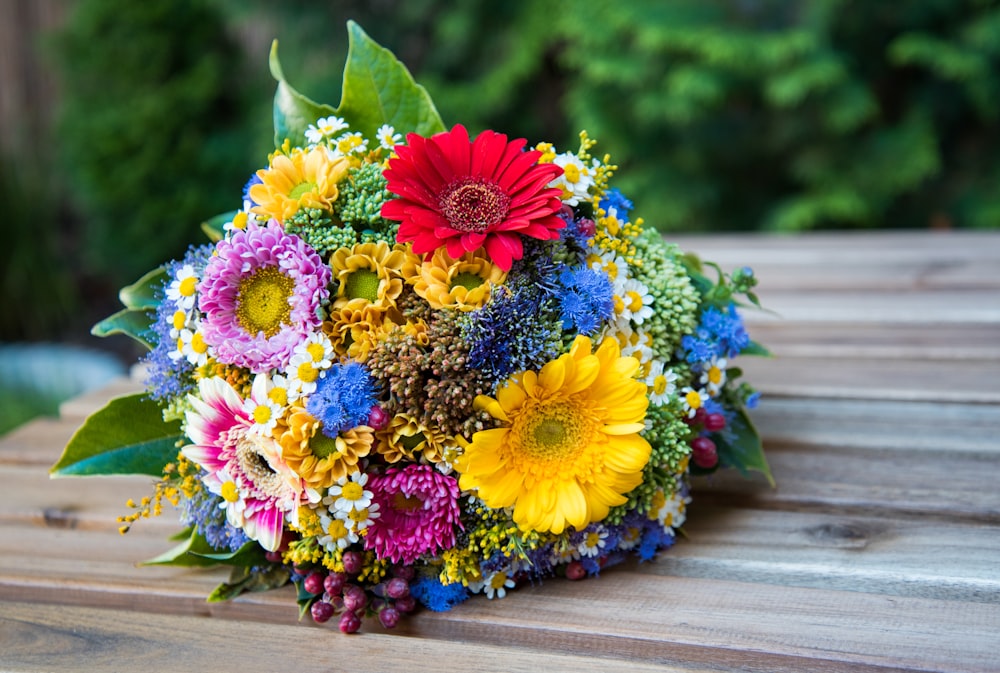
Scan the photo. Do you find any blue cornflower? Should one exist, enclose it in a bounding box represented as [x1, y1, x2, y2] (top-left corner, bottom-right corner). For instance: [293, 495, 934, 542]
[463, 284, 561, 384]
[411, 576, 470, 612]
[306, 362, 377, 437]
[557, 265, 614, 335]
[701, 305, 750, 357]
[638, 521, 675, 562]
[599, 188, 633, 220]
[179, 485, 249, 552]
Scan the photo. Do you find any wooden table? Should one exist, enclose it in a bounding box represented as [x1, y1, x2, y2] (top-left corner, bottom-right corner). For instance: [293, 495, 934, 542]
[2, 231, 998, 672]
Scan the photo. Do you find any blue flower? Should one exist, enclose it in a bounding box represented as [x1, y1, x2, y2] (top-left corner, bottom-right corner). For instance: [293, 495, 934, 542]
[179, 484, 249, 552]
[682, 304, 751, 365]
[599, 188, 633, 220]
[306, 362, 377, 437]
[557, 265, 614, 335]
[411, 576, 470, 612]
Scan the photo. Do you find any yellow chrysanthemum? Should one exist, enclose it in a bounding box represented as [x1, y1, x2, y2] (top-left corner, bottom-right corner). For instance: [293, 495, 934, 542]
[330, 242, 409, 311]
[456, 335, 651, 535]
[249, 147, 350, 222]
[276, 405, 373, 489]
[322, 304, 397, 361]
[403, 248, 507, 312]
[375, 413, 447, 464]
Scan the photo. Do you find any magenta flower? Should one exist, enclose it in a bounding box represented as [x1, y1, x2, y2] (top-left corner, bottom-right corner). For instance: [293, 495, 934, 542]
[198, 220, 331, 373]
[364, 464, 462, 564]
[182, 377, 315, 551]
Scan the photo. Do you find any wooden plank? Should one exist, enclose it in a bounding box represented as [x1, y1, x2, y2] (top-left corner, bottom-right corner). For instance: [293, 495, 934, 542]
[651, 504, 1000, 604]
[740, 289, 1000, 324]
[746, 323, 1000, 360]
[0, 601, 714, 673]
[739, 356, 1000, 403]
[752, 397, 1000, 455]
[0, 416, 85, 466]
[57, 377, 144, 421]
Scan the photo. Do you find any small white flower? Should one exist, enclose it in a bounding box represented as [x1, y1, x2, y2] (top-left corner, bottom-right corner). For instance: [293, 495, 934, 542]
[170, 328, 210, 367]
[295, 332, 335, 369]
[680, 386, 709, 418]
[286, 353, 325, 397]
[617, 526, 643, 551]
[653, 488, 691, 530]
[578, 526, 609, 558]
[318, 512, 359, 552]
[645, 360, 678, 406]
[165, 265, 199, 311]
[376, 124, 402, 150]
[617, 324, 654, 365]
[549, 152, 595, 206]
[332, 131, 368, 157]
[214, 471, 247, 529]
[482, 571, 516, 599]
[244, 374, 285, 436]
[325, 471, 374, 514]
[613, 277, 654, 325]
[588, 249, 630, 283]
[344, 502, 380, 533]
[700, 357, 728, 396]
[305, 115, 348, 144]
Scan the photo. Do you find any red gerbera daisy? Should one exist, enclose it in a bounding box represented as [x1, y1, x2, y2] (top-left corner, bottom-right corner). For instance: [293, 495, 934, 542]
[381, 124, 565, 271]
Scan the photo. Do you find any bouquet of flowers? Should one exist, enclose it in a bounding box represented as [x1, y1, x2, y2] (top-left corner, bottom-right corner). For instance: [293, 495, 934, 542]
[53, 22, 770, 633]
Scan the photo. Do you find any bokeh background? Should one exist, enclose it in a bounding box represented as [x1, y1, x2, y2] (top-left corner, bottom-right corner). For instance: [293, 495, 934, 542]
[2, 0, 999, 432]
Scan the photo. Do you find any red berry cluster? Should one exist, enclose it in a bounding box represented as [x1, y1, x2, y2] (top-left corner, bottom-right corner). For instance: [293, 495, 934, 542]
[300, 551, 417, 633]
[684, 408, 726, 470]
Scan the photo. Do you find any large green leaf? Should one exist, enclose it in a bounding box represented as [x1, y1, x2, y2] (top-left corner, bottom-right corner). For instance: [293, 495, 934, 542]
[269, 21, 445, 147]
[118, 267, 166, 310]
[50, 393, 183, 477]
[143, 529, 266, 568]
[207, 564, 290, 603]
[91, 308, 154, 350]
[715, 407, 774, 486]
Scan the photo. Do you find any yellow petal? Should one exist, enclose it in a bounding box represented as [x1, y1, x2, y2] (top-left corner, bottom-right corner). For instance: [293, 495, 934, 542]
[496, 383, 527, 415]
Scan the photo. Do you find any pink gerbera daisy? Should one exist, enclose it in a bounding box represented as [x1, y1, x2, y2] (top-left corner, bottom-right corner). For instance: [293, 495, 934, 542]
[198, 220, 331, 373]
[182, 377, 316, 551]
[381, 124, 565, 271]
[364, 464, 461, 564]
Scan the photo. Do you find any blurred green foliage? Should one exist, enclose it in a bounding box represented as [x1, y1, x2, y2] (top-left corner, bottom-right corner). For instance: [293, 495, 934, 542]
[10, 0, 999, 350]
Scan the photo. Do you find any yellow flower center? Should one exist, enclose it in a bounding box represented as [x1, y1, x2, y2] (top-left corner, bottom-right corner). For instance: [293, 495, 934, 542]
[221, 481, 239, 503]
[297, 361, 319, 383]
[328, 518, 349, 538]
[489, 573, 509, 590]
[306, 342, 327, 362]
[344, 269, 380, 302]
[653, 375, 670, 396]
[348, 507, 370, 523]
[252, 404, 272, 425]
[613, 295, 625, 315]
[563, 163, 581, 184]
[310, 431, 342, 460]
[268, 387, 288, 407]
[685, 390, 703, 410]
[236, 266, 294, 337]
[179, 276, 198, 297]
[232, 212, 248, 230]
[341, 482, 364, 501]
[172, 310, 187, 330]
[392, 492, 424, 511]
[626, 290, 645, 312]
[708, 366, 723, 385]
[515, 400, 595, 469]
[191, 332, 208, 355]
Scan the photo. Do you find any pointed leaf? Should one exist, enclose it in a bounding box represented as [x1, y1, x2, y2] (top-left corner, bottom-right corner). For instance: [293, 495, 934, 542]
[50, 393, 182, 477]
[335, 20, 446, 141]
[91, 308, 154, 349]
[269, 41, 336, 147]
[141, 530, 224, 568]
[118, 267, 166, 310]
[715, 407, 774, 486]
[193, 540, 268, 567]
[741, 340, 772, 357]
[207, 565, 290, 602]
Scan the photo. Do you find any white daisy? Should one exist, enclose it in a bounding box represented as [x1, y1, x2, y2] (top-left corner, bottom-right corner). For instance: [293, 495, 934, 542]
[578, 526, 609, 558]
[165, 264, 199, 311]
[482, 571, 516, 599]
[344, 502, 380, 534]
[588, 249, 630, 283]
[318, 512, 360, 552]
[617, 526, 642, 551]
[376, 124, 402, 150]
[170, 328, 210, 367]
[304, 115, 348, 145]
[613, 277, 654, 325]
[550, 152, 595, 206]
[243, 374, 285, 437]
[324, 471, 374, 515]
[645, 360, 678, 406]
[332, 131, 368, 158]
[700, 357, 728, 396]
[680, 386, 709, 418]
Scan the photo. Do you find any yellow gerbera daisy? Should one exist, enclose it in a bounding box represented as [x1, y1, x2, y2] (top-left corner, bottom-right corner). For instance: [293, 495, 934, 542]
[456, 335, 651, 534]
[375, 413, 448, 465]
[249, 147, 350, 222]
[403, 248, 507, 312]
[276, 405, 373, 489]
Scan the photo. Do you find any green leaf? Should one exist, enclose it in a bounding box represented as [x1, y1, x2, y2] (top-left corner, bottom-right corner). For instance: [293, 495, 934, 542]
[201, 210, 239, 242]
[91, 308, 155, 349]
[207, 564, 290, 603]
[269, 21, 445, 147]
[269, 41, 337, 147]
[50, 393, 183, 477]
[741, 339, 772, 357]
[142, 530, 225, 568]
[192, 540, 268, 567]
[335, 21, 446, 141]
[118, 267, 166, 310]
[715, 407, 774, 486]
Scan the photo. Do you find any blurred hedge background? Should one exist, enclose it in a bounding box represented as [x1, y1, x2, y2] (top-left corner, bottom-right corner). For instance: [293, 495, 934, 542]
[2, 0, 999, 430]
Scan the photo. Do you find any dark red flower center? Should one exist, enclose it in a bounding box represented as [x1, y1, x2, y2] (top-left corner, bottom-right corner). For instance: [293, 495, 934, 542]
[438, 177, 511, 233]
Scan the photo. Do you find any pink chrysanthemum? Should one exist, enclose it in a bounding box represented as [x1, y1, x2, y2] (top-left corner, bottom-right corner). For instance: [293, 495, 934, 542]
[364, 464, 461, 564]
[381, 124, 565, 271]
[198, 220, 331, 373]
[182, 377, 315, 551]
